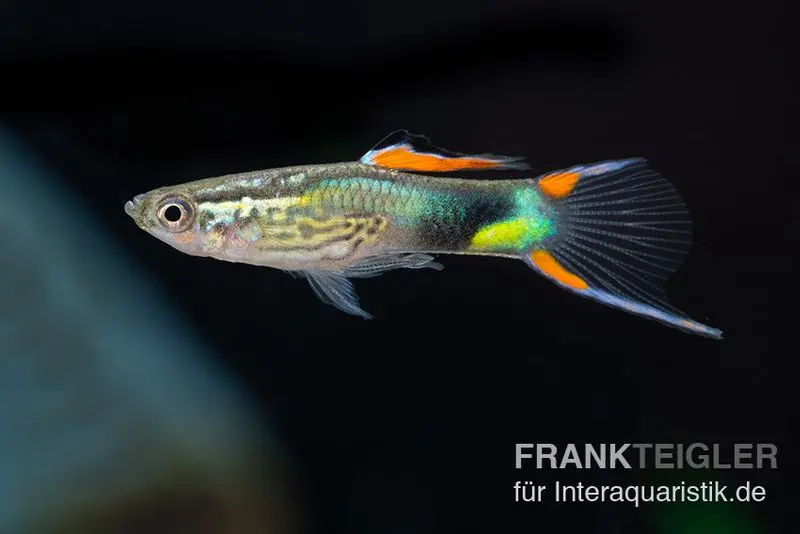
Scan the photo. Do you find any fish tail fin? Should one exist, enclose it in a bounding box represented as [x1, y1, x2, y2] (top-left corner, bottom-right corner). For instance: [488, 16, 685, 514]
[525, 158, 723, 339]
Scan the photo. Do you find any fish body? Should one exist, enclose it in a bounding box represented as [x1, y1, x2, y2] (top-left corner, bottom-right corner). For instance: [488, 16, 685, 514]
[125, 130, 723, 339]
[128, 163, 551, 268]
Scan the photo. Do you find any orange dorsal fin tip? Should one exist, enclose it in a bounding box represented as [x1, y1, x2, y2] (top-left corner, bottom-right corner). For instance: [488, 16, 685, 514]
[538, 171, 580, 198]
[530, 250, 589, 291]
[359, 130, 529, 172]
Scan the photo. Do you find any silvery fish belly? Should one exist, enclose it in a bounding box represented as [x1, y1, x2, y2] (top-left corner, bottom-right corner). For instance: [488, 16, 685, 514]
[125, 130, 723, 338]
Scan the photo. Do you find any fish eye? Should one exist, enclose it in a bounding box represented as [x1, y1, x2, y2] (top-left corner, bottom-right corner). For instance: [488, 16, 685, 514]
[156, 196, 195, 232]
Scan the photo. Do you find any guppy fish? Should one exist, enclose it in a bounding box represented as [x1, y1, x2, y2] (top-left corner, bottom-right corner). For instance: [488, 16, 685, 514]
[125, 130, 722, 339]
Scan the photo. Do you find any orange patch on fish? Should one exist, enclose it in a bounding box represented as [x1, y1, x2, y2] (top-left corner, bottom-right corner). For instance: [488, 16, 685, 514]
[530, 250, 588, 290]
[173, 232, 196, 243]
[371, 145, 507, 172]
[538, 171, 580, 198]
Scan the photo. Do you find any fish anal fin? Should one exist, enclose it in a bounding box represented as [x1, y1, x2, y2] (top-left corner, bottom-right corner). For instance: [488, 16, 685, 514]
[360, 130, 529, 172]
[343, 253, 444, 278]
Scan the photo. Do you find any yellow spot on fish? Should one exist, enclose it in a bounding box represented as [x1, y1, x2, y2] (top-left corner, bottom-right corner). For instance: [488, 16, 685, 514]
[469, 218, 530, 250]
[295, 194, 312, 206]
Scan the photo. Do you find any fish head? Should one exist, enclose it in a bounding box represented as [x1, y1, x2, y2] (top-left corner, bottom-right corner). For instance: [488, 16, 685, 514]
[124, 185, 211, 257]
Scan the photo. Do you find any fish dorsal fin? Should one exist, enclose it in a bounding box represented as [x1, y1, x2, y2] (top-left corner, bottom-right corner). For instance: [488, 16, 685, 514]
[359, 130, 530, 172]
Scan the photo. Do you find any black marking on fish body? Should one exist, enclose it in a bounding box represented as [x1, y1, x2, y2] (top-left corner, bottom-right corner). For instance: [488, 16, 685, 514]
[414, 191, 517, 250]
[262, 225, 360, 253]
[298, 222, 316, 239]
[198, 210, 216, 228]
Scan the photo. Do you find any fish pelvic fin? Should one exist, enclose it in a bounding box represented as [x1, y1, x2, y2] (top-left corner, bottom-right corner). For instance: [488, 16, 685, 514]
[296, 253, 443, 318]
[525, 158, 723, 339]
[301, 269, 372, 319]
[359, 130, 530, 172]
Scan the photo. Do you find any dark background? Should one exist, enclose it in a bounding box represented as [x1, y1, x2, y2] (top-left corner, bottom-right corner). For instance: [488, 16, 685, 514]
[1, 0, 794, 533]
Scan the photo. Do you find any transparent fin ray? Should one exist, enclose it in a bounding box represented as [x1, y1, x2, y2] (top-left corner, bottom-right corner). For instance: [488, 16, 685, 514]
[300, 270, 372, 319]
[528, 158, 722, 339]
[343, 253, 444, 278]
[294, 255, 442, 318]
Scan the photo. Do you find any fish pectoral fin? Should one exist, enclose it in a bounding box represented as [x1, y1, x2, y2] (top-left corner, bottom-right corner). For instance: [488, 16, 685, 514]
[300, 269, 372, 319]
[343, 253, 444, 279]
[359, 130, 529, 172]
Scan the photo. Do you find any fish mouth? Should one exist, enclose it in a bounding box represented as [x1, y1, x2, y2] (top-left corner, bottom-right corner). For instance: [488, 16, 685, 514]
[124, 194, 145, 218]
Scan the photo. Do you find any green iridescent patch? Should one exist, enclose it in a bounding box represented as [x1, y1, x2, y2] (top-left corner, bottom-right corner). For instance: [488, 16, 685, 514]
[469, 186, 554, 251]
[310, 177, 466, 226]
